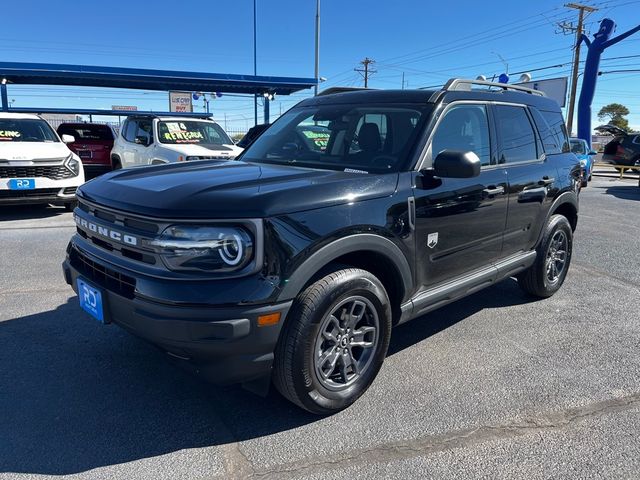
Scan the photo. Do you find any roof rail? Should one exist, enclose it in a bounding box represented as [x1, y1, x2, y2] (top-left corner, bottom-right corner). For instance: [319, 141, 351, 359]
[443, 78, 545, 96]
[317, 86, 372, 96]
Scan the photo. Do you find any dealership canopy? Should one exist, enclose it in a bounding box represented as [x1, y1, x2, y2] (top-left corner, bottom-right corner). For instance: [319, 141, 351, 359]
[0, 62, 317, 95]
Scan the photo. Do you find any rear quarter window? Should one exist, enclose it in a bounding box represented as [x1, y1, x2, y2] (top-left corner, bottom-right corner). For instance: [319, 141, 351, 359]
[532, 109, 569, 154]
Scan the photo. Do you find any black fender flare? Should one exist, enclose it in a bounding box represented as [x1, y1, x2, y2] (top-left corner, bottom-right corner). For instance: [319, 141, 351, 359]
[536, 191, 579, 245]
[276, 233, 414, 303]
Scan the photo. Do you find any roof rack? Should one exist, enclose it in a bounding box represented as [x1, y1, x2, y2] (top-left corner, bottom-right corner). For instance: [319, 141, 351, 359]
[443, 78, 545, 96]
[317, 86, 372, 96]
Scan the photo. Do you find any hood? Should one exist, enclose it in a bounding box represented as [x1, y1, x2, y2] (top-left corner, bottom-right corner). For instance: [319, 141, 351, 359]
[595, 124, 627, 137]
[78, 160, 399, 219]
[0, 142, 71, 161]
[160, 143, 242, 157]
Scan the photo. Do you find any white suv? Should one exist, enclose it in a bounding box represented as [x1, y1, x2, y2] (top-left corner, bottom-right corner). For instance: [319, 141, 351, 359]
[0, 113, 84, 210]
[110, 115, 242, 168]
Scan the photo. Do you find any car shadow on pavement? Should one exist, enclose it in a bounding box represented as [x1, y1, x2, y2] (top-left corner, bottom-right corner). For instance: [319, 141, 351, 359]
[0, 204, 68, 221]
[388, 278, 534, 356]
[601, 185, 640, 201]
[0, 279, 535, 476]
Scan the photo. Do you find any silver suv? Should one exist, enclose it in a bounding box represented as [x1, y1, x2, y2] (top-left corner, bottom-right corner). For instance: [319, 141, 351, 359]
[110, 115, 242, 168]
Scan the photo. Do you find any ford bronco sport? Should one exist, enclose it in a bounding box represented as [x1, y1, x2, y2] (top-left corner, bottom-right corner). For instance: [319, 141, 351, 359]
[63, 79, 580, 414]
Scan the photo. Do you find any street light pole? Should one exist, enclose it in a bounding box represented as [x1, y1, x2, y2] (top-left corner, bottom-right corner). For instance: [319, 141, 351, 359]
[253, 0, 258, 125]
[314, 0, 320, 96]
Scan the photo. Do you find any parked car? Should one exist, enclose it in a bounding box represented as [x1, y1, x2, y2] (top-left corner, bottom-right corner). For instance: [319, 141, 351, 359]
[0, 113, 84, 210]
[236, 123, 270, 149]
[57, 123, 116, 180]
[595, 124, 640, 169]
[63, 79, 581, 414]
[569, 137, 596, 186]
[110, 115, 242, 168]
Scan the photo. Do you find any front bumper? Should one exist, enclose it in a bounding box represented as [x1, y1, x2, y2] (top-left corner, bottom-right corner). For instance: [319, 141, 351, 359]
[0, 186, 78, 205]
[62, 244, 291, 386]
[0, 171, 84, 205]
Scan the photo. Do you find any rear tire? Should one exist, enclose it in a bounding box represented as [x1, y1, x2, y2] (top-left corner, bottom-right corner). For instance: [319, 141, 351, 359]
[518, 214, 573, 298]
[112, 158, 122, 170]
[273, 268, 392, 415]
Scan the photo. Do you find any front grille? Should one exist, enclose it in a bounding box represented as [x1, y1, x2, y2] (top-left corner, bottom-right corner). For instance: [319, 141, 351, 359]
[70, 246, 136, 299]
[0, 165, 75, 180]
[75, 199, 159, 266]
[63, 187, 77, 195]
[0, 188, 59, 199]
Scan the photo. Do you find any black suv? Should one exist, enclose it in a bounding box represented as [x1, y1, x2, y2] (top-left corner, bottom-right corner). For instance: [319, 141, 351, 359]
[63, 79, 580, 414]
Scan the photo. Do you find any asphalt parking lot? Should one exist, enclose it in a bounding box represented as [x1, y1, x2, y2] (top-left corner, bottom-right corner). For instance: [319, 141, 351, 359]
[1, 175, 639, 479]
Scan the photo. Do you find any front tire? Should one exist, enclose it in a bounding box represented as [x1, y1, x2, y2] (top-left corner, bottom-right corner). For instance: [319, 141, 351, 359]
[273, 268, 392, 415]
[518, 214, 573, 298]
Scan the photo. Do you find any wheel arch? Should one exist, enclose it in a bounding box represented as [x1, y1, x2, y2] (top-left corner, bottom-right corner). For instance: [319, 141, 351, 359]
[277, 234, 413, 323]
[549, 193, 578, 231]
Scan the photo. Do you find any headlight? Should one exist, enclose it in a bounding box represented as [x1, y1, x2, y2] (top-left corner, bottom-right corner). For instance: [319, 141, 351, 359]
[579, 159, 587, 167]
[64, 154, 81, 176]
[149, 225, 254, 272]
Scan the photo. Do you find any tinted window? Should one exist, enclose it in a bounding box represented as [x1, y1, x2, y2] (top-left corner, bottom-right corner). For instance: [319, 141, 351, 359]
[495, 105, 538, 163]
[540, 110, 570, 154]
[124, 120, 138, 142]
[242, 104, 428, 173]
[0, 119, 59, 142]
[137, 119, 153, 144]
[58, 124, 113, 141]
[431, 104, 491, 166]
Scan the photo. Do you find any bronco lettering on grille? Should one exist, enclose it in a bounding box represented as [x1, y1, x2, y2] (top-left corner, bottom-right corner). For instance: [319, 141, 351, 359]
[74, 214, 139, 246]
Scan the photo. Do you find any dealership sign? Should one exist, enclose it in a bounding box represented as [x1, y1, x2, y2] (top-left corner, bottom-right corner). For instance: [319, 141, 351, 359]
[169, 91, 193, 112]
[515, 77, 568, 107]
[112, 105, 138, 111]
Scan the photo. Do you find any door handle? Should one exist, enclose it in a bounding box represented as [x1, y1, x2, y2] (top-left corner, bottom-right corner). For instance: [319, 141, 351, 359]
[483, 185, 505, 196]
[538, 176, 555, 186]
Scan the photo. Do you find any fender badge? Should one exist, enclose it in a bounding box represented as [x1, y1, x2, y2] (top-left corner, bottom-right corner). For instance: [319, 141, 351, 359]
[427, 232, 438, 249]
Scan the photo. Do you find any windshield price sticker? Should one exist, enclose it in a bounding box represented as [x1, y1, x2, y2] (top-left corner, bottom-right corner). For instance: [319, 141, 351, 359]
[163, 131, 205, 143]
[0, 130, 21, 140]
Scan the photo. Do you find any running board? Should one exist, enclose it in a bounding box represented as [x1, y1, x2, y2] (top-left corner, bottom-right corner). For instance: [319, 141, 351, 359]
[398, 251, 536, 324]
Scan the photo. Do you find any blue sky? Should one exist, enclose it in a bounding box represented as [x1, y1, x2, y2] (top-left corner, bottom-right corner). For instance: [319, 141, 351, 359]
[2, 0, 639, 132]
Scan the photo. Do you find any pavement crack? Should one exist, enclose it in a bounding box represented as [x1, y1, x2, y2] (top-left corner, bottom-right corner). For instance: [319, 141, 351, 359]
[245, 392, 640, 479]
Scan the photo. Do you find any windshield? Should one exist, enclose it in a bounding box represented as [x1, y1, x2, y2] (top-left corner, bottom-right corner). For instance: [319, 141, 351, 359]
[0, 119, 59, 143]
[570, 140, 586, 154]
[241, 104, 430, 173]
[157, 120, 232, 146]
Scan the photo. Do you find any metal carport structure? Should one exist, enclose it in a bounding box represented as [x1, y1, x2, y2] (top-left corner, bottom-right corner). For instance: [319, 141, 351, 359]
[0, 62, 318, 123]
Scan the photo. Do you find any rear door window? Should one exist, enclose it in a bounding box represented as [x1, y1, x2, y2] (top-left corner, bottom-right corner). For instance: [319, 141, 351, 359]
[494, 105, 539, 164]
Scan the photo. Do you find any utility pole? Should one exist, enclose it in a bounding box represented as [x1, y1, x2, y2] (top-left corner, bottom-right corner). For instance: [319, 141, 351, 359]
[562, 3, 597, 135]
[253, 0, 258, 126]
[314, 0, 320, 96]
[355, 58, 376, 88]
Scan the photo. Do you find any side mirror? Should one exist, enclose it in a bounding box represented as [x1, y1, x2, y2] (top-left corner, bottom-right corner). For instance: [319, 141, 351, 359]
[432, 150, 481, 178]
[61, 134, 75, 144]
[588, 150, 597, 156]
[135, 136, 150, 146]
